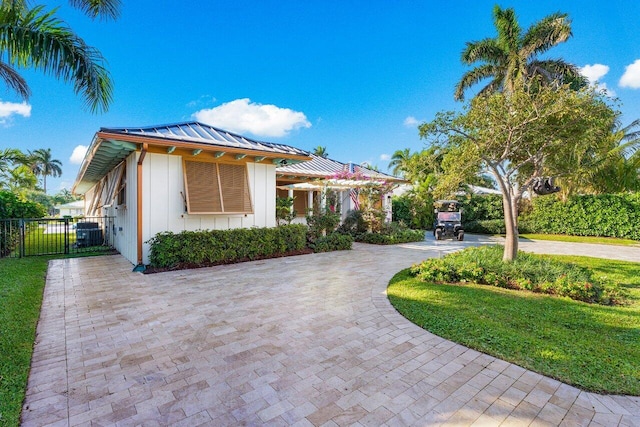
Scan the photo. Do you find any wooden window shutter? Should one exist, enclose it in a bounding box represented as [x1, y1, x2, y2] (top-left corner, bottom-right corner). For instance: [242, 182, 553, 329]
[219, 163, 252, 213]
[183, 160, 252, 214]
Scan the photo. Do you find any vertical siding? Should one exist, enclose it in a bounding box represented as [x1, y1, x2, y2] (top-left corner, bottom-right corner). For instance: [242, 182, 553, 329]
[136, 154, 277, 265]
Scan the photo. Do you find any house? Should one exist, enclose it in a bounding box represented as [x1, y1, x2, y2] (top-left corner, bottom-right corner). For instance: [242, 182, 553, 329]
[275, 154, 405, 223]
[55, 200, 85, 217]
[73, 122, 311, 269]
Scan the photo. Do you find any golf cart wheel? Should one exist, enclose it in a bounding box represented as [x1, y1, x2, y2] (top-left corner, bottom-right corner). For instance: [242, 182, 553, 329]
[457, 231, 464, 241]
[435, 229, 442, 240]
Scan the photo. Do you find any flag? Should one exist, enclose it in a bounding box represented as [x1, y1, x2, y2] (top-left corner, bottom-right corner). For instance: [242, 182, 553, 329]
[350, 188, 360, 210]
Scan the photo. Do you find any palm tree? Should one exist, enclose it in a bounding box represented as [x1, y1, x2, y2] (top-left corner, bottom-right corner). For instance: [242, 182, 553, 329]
[454, 5, 585, 101]
[388, 148, 412, 177]
[29, 148, 62, 194]
[313, 146, 329, 158]
[0, 0, 120, 113]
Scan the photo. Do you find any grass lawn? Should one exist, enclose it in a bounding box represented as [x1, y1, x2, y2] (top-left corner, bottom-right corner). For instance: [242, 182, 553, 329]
[518, 233, 639, 246]
[388, 254, 640, 395]
[0, 256, 50, 427]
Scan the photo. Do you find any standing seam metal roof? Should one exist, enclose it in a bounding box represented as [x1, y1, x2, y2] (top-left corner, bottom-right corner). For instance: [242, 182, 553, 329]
[100, 121, 310, 157]
[276, 154, 402, 181]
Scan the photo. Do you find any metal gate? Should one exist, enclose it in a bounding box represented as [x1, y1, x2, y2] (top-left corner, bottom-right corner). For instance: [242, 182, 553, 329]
[0, 217, 115, 258]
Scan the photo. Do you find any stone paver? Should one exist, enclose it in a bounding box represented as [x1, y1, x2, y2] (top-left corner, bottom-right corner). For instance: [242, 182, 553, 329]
[21, 235, 640, 426]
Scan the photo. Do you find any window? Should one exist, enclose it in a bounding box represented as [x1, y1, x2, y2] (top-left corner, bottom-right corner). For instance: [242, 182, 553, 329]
[183, 160, 253, 214]
[117, 166, 126, 205]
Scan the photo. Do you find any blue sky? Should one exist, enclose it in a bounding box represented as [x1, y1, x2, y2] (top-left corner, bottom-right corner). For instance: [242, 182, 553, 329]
[2, 1, 640, 194]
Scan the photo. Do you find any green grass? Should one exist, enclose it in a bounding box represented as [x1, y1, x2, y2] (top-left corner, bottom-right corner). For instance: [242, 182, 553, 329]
[388, 254, 640, 395]
[0, 257, 50, 427]
[518, 233, 639, 246]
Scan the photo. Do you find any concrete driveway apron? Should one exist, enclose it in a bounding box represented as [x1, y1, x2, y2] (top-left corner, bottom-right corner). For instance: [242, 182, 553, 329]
[22, 236, 640, 426]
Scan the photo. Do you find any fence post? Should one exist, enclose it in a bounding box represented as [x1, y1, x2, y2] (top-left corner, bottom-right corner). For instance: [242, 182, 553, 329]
[19, 219, 25, 258]
[64, 218, 70, 255]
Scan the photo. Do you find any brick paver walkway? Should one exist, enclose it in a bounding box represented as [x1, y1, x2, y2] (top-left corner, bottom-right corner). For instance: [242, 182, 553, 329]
[22, 237, 640, 426]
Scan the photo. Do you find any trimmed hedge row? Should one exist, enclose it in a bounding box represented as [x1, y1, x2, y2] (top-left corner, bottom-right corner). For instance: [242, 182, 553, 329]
[312, 233, 353, 252]
[355, 229, 426, 245]
[148, 224, 308, 268]
[519, 194, 640, 240]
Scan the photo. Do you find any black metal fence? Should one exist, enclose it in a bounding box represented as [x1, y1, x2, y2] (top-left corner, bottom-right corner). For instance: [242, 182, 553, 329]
[0, 217, 115, 258]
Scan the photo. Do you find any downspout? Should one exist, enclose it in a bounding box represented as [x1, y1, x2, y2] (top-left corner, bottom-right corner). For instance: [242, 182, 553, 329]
[133, 143, 148, 272]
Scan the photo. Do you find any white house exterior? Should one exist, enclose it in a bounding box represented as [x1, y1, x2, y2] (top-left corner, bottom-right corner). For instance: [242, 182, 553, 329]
[55, 200, 85, 217]
[73, 122, 310, 268]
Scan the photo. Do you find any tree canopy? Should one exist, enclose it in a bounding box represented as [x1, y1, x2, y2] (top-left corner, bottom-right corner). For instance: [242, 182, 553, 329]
[420, 83, 617, 261]
[0, 0, 120, 112]
[454, 5, 585, 101]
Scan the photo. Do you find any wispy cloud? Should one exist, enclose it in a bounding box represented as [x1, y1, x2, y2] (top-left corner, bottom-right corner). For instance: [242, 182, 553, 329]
[193, 98, 311, 138]
[187, 94, 216, 108]
[580, 64, 616, 97]
[403, 116, 419, 127]
[619, 59, 640, 89]
[0, 100, 31, 127]
[380, 153, 391, 161]
[69, 145, 88, 165]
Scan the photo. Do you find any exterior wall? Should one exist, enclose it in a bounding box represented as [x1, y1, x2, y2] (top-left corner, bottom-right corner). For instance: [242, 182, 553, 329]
[133, 153, 276, 265]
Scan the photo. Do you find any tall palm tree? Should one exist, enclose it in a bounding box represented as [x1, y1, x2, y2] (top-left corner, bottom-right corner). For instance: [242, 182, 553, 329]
[388, 148, 412, 177]
[454, 5, 585, 101]
[313, 146, 328, 158]
[0, 0, 120, 112]
[29, 148, 62, 194]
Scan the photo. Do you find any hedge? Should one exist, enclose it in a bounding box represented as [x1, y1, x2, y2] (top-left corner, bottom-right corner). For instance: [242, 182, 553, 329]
[355, 229, 426, 245]
[312, 233, 353, 252]
[147, 224, 308, 268]
[520, 194, 640, 240]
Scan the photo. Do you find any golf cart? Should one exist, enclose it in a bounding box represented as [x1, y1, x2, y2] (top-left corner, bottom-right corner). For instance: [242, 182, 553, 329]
[433, 200, 464, 241]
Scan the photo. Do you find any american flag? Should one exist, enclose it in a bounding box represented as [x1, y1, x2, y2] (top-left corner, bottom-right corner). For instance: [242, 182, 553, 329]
[350, 188, 360, 210]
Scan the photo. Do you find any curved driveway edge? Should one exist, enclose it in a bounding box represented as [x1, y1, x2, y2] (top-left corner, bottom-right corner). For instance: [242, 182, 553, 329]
[22, 237, 640, 426]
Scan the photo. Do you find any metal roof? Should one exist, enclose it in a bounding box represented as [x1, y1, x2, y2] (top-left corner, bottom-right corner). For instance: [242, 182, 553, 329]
[276, 154, 402, 181]
[73, 122, 311, 194]
[100, 122, 310, 157]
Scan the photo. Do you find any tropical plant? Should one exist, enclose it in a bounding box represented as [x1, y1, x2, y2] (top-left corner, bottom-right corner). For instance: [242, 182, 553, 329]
[28, 148, 62, 194]
[0, 0, 120, 112]
[454, 5, 585, 101]
[312, 146, 328, 158]
[388, 148, 412, 177]
[420, 84, 616, 261]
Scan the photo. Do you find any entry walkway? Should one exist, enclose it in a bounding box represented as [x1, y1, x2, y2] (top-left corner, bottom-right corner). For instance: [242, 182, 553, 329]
[22, 237, 639, 426]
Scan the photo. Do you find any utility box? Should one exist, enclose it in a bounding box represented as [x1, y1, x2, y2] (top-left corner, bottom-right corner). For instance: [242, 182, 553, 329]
[76, 222, 103, 247]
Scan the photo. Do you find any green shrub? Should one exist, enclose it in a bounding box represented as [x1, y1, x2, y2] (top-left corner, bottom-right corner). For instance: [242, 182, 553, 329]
[147, 224, 307, 268]
[520, 194, 640, 240]
[338, 209, 368, 237]
[463, 219, 506, 234]
[459, 194, 503, 222]
[312, 232, 353, 252]
[409, 245, 627, 305]
[356, 228, 425, 244]
[392, 194, 434, 229]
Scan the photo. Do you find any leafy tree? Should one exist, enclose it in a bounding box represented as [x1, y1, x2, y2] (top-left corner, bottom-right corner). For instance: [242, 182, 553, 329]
[454, 5, 585, 101]
[0, 0, 120, 112]
[420, 83, 616, 261]
[312, 146, 328, 158]
[3, 164, 37, 193]
[28, 148, 62, 194]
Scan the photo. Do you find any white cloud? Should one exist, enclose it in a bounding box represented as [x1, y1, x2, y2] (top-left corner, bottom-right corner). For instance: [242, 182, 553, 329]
[69, 145, 88, 165]
[580, 64, 609, 83]
[380, 153, 391, 161]
[0, 100, 31, 126]
[403, 116, 419, 127]
[579, 64, 615, 97]
[192, 98, 311, 138]
[620, 59, 640, 88]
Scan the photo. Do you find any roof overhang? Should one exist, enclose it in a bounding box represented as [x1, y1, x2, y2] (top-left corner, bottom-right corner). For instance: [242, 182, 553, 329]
[277, 179, 392, 191]
[73, 130, 312, 195]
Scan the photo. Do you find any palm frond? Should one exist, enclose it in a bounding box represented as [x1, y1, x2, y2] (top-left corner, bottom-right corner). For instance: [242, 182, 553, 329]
[0, 4, 113, 112]
[461, 38, 503, 65]
[68, 0, 121, 20]
[454, 64, 503, 101]
[521, 12, 572, 58]
[493, 6, 521, 53]
[0, 60, 29, 98]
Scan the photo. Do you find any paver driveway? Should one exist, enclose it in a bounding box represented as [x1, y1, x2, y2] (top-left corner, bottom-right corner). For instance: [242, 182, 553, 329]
[22, 237, 640, 426]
